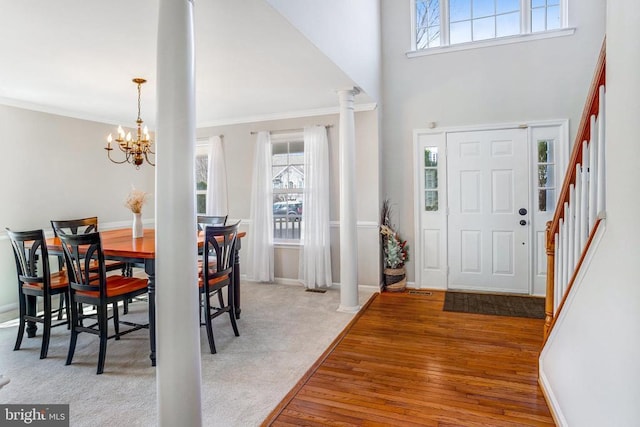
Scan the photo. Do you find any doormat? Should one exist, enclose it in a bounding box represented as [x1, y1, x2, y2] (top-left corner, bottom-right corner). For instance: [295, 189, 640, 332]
[443, 291, 545, 319]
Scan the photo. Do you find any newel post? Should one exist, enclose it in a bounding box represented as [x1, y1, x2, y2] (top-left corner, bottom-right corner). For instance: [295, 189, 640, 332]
[544, 220, 555, 338]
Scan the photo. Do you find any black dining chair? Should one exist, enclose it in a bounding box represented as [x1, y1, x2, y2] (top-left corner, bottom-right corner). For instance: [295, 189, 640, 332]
[6, 228, 70, 359]
[197, 215, 228, 230]
[58, 230, 149, 374]
[199, 221, 239, 354]
[51, 217, 136, 314]
[50, 217, 130, 276]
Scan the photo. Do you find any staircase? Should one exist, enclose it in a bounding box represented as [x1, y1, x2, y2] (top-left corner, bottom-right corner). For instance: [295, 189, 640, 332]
[544, 40, 606, 340]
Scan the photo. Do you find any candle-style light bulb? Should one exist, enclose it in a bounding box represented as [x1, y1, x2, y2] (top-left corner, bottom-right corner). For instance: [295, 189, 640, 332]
[107, 133, 112, 149]
[126, 132, 132, 142]
[118, 125, 125, 139]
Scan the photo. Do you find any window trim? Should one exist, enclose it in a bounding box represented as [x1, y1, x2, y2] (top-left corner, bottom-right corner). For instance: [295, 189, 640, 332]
[408, 0, 574, 58]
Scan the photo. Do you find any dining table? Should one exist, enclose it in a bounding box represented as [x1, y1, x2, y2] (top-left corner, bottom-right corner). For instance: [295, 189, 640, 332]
[46, 227, 246, 366]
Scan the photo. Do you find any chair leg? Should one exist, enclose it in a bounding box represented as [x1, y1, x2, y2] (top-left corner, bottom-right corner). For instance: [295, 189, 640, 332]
[40, 296, 52, 359]
[64, 292, 71, 329]
[228, 286, 239, 337]
[204, 294, 216, 354]
[57, 294, 65, 320]
[66, 299, 79, 366]
[97, 305, 108, 375]
[113, 302, 120, 340]
[216, 289, 224, 308]
[13, 292, 27, 351]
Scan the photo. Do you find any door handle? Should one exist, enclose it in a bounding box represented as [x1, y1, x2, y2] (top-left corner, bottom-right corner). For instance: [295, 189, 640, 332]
[519, 220, 527, 226]
[519, 208, 527, 216]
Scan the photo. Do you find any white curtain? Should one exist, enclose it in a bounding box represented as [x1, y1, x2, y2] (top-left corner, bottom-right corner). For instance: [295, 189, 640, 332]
[205, 135, 228, 216]
[299, 126, 332, 288]
[247, 131, 274, 282]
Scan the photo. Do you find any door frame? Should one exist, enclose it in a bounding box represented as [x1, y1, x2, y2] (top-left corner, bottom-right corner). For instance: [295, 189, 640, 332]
[412, 120, 569, 294]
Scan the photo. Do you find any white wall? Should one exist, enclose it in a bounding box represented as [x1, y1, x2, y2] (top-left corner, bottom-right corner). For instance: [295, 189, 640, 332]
[265, 0, 382, 103]
[197, 109, 380, 287]
[0, 105, 154, 310]
[539, 0, 640, 424]
[380, 0, 606, 282]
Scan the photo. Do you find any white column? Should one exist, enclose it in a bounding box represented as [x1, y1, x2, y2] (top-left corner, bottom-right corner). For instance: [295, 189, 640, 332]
[337, 88, 360, 313]
[156, 1, 202, 426]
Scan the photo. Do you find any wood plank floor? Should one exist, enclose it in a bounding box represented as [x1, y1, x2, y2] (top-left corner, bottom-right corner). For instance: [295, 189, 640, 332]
[262, 290, 553, 426]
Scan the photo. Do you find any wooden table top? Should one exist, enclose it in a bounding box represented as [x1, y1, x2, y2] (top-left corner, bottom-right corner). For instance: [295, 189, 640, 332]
[47, 228, 246, 260]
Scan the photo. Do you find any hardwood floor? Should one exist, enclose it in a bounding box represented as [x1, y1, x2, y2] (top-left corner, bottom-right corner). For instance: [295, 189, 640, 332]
[263, 290, 553, 426]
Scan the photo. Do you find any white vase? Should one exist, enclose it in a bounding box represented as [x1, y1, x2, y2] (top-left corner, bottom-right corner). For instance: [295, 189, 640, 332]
[132, 212, 143, 238]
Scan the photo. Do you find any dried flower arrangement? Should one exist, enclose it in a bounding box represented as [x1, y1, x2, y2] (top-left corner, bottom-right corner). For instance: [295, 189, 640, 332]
[124, 187, 149, 214]
[380, 200, 409, 269]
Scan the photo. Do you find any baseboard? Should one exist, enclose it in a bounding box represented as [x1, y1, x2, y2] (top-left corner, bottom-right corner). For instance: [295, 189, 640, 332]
[538, 367, 567, 426]
[0, 303, 17, 314]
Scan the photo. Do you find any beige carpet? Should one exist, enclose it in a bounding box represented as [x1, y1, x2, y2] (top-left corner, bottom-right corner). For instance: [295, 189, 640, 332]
[0, 282, 374, 426]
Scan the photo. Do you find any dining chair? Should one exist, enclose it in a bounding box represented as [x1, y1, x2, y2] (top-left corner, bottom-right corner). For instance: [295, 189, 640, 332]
[196, 215, 228, 273]
[50, 217, 130, 276]
[6, 228, 70, 359]
[199, 221, 240, 354]
[197, 215, 228, 230]
[51, 217, 134, 314]
[57, 230, 149, 374]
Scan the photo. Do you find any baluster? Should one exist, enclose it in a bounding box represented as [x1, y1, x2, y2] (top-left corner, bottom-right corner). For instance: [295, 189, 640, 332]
[589, 129, 598, 230]
[597, 85, 606, 215]
[554, 232, 560, 312]
[580, 141, 589, 249]
[567, 185, 576, 275]
[573, 165, 582, 265]
[561, 202, 569, 291]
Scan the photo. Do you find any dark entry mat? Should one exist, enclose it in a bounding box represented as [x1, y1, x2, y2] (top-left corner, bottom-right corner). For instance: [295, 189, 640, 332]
[443, 291, 545, 319]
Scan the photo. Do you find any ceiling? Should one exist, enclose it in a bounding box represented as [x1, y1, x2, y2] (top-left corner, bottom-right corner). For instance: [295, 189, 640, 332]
[0, 0, 372, 128]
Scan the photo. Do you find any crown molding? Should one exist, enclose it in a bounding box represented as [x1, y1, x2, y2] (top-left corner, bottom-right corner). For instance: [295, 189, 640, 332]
[0, 96, 378, 129]
[0, 96, 124, 127]
[196, 102, 378, 128]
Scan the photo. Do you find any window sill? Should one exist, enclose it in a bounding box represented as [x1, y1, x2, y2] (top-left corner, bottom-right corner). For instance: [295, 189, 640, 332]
[274, 241, 302, 248]
[406, 27, 576, 58]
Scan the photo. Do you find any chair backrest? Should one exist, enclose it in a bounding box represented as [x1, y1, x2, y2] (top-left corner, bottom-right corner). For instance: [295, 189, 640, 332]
[5, 228, 53, 295]
[202, 222, 239, 284]
[197, 215, 228, 231]
[57, 231, 106, 298]
[51, 217, 99, 237]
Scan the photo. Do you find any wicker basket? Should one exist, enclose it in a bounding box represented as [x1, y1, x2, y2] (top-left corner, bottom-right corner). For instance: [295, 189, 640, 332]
[384, 267, 406, 292]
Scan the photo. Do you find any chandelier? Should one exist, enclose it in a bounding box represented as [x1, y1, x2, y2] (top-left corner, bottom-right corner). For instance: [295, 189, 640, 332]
[104, 78, 155, 168]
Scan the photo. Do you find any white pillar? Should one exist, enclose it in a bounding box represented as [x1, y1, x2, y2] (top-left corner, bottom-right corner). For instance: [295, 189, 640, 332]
[156, 1, 202, 426]
[337, 88, 360, 313]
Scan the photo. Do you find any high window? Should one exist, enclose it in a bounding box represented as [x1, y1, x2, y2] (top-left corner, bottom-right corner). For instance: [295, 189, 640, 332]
[272, 136, 304, 241]
[413, 0, 566, 51]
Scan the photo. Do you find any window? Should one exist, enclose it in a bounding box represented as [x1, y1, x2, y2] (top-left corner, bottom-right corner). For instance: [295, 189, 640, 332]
[195, 144, 209, 215]
[413, 0, 567, 51]
[272, 136, 304, 241]
[536, 139, 556, 212]
[424, 147, 439, 211]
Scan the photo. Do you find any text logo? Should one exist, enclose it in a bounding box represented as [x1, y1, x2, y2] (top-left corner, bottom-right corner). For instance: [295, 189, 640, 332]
[1, 405, 69, 426]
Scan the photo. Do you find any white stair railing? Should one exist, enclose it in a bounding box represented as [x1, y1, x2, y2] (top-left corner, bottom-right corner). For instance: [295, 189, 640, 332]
[544, 42, 606, 338]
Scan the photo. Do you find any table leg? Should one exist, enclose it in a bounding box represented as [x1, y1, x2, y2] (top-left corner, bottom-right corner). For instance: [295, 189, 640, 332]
[145, 259, 156, 366]
[26, 295, 37, 338]
[234, 240, 241, 319]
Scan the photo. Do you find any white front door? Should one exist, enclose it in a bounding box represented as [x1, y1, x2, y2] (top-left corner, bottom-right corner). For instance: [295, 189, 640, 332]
[447, 128, 530, 293]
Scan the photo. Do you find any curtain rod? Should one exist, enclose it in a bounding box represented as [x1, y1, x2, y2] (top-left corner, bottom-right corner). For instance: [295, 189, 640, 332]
[250, 125, 333, 135]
